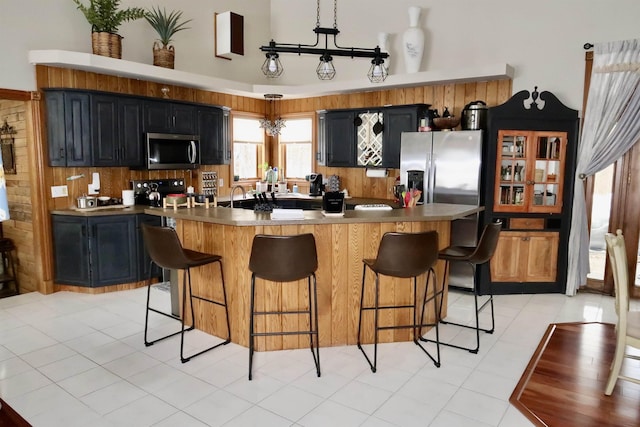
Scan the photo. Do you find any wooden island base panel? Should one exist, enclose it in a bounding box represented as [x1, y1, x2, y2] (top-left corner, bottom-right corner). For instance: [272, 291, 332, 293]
[147, 203, 482, 351]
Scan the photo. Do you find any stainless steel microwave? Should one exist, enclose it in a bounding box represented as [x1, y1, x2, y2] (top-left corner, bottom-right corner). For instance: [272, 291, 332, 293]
[146, 133, 200, 170]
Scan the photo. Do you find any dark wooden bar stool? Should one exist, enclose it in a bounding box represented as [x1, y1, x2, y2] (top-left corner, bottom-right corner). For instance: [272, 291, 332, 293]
[248, 233, 320, 380]
[357, 230, 441, 372]
[421, 220, 502, 354]
[141, 223, 231, 363]
[0, 238, 19, 297]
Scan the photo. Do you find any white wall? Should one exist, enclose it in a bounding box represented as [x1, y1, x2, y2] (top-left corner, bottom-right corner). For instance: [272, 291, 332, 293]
[2, 0, 639, 111]
[0, 0, 270, 91]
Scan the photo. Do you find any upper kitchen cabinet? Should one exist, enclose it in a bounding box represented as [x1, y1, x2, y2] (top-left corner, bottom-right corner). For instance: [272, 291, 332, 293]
[481, 88, 579, 295]
[45, 90, 92, 167]
[381, 105, 428, 168]
[317, 104, 427, 168]
[143, 100, 196, 134]
[198, 106, 230, 165]
[324, 110, 357, 167]
[91, 94, 144, 167]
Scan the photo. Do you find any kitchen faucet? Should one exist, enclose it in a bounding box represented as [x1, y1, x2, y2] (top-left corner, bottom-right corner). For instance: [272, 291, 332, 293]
[230, 185, 246, 208]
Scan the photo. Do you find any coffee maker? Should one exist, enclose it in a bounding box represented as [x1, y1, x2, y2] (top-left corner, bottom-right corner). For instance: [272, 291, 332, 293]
[309, 173, 323, 196]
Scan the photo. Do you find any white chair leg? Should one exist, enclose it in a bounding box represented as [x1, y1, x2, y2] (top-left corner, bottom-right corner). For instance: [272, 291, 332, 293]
[605, 337, 626, 395]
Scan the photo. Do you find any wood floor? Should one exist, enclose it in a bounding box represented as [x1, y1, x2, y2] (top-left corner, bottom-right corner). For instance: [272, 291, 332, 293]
[0, 398, 31, 426]
[511, 322, 640, 427]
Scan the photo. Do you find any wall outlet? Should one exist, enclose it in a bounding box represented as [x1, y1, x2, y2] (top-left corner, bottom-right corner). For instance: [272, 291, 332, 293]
[218, 178, 224, 187]
[51, 185, 68, 198]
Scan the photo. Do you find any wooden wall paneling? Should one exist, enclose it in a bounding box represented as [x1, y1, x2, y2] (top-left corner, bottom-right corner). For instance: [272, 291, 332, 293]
[346, 222, 364, 345]
[497, 79, 513, 103]
[328, 223, 348, 347]
[485, 80, 499, 107]
[229, 224, 255, 348]
[293, 224, 314, 348]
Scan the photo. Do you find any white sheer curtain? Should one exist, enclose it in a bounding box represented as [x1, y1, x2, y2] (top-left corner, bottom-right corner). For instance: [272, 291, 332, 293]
[566, 39, 640, 295]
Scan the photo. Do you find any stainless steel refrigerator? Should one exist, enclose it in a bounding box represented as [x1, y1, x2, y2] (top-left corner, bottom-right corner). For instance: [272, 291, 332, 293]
[400, 130, 484, 289]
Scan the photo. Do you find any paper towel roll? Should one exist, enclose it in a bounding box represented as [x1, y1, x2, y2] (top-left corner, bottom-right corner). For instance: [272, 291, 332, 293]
[122, 190, 135, 206]
[365, 168, 388, 178]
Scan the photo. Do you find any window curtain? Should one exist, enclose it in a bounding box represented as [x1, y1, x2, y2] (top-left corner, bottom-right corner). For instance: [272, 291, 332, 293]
[566, 39, 640, 295]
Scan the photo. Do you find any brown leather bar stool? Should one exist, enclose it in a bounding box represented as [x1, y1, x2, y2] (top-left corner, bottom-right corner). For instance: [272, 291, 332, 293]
[141, 223, 230, 363]
[357, 230, 441, 373]
[421, 220, 502, 354]
[248, 233, 320, 380]
[0, 238, 19, 297]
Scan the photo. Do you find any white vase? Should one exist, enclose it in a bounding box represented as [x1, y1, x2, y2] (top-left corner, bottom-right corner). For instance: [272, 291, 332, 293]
[377, 32, 390, 73]
[402, 6, 424, 73]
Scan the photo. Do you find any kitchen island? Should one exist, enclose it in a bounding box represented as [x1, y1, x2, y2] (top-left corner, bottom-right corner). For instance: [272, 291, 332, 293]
[144, 203, 482, 350]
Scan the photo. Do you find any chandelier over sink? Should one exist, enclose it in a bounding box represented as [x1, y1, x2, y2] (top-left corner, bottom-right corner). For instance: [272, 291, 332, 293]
[259, 94, 286, 136]
[259, 0, 389, 83]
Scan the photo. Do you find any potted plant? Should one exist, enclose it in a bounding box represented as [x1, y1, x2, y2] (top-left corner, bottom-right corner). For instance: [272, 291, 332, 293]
[145, 6, 192, 69]
[72, 0, 146, 59]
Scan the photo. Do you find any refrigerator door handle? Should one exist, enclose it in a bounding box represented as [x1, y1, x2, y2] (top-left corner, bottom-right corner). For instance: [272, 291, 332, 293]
[428, 154, 436, 203]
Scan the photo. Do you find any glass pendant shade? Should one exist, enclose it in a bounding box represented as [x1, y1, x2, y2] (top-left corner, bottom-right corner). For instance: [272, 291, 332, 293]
[367, 58, 388, 83]
[259, 94, 286, 136]
[262, 53, 283, 78]
[316, 54, 336, 80]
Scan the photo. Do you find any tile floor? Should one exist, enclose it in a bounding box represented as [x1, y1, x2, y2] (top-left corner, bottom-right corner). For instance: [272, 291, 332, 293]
[0, 286, 620, 427]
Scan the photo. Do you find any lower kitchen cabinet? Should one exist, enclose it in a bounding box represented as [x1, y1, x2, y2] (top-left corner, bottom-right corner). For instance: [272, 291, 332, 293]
[490, 231, 559, 283]
[137, 214, 162, 281]
[52, 214, 160, 287]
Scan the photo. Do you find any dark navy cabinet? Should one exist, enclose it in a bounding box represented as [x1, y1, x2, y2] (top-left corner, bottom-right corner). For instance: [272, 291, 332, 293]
[52, 213, 161, 287]
[45, 90, 92, 167]
[198, 106, 230, 165]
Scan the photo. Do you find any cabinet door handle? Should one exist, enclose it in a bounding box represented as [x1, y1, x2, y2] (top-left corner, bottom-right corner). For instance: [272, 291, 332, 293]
[526, 180, 534, 185]
[172, 116, 176, 128]
[521, 236, 530, 241]
[59, 148, 64, 159]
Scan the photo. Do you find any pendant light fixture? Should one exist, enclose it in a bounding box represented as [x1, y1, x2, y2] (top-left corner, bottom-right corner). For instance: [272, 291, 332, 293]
[260, 0, 389, 83]
[259, 94, 286, 136]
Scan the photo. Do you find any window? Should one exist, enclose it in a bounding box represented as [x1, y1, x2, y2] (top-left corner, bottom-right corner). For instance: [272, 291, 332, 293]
[279, 117, 312, 179]
[233, 117, 264, 179]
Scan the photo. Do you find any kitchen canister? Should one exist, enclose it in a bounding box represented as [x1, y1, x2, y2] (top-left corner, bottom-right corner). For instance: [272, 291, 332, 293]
[122, 189, 135, 206]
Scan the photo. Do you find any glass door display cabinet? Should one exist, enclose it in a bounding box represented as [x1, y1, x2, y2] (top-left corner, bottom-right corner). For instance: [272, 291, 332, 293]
[480, 87, 579, 295]
[494, 130, 566, 214]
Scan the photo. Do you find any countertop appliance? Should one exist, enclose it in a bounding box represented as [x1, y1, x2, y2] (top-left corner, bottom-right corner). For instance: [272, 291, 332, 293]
[146, 133, 200, 170]
[461, 101, 488, 130]
[309, 173, 323, 196]
[132, 179, 186, 207]
[400, 130, 485, 289]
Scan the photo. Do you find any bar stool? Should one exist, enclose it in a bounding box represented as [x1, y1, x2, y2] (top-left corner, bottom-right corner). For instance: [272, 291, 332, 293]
[357, 231, 441, 373]
[422, 220, 502, 354]
[248, 233, 320, 380]
[0, 238, 19, 297]
[141, 223, 231, 363]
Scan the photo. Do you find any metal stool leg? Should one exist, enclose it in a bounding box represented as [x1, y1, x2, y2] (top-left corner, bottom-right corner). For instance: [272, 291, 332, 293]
[248, 274, 256, 380]
[416, 268, 441, 367]
[309, 274, 321, 377]
[436, 262, 495, 354]
[144, 261, 186, 347]
[357, 265, 380, 372]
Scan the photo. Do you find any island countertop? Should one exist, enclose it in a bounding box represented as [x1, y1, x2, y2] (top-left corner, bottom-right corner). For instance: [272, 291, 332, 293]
[142, 203, 483, 226]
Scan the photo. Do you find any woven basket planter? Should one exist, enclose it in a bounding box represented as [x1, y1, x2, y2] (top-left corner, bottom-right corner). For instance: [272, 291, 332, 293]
[153, 42, 175, 69]
[91, 32, 122, 59]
